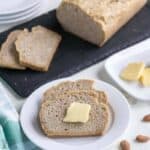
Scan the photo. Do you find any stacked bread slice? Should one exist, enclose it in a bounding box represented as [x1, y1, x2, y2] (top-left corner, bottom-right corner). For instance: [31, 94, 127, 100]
[39, 80, 111, 137]
[0, 30, 26, 70]
[0, 26, 62, 72]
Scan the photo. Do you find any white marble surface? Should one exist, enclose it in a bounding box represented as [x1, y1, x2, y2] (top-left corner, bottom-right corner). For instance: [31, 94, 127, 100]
[0, 0, 150, 149]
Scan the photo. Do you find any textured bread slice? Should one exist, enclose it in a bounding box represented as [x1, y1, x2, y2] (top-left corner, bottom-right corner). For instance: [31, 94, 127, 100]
[57, 0, 146, 46]
[43, 80, 108, 104]
[0, 30, 25, 70]
[39, 91, 110, 137]
[15, 26, 62, 71]
[43, 80, 94, 101]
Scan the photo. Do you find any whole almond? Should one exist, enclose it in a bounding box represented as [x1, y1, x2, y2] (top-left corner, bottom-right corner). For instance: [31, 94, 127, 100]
[120, 140, 130, 150]
[136, 135, 150, 143]
[143, 114, 150, 122]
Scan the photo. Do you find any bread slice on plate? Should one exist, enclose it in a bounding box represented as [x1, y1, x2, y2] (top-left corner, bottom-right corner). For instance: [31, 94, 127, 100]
[0, 30, 25, 70]
[43, 80, 94, 100]
[39, 91, 110, 137]
[15, 26, 62, 72]
[43, 80, 108, 104]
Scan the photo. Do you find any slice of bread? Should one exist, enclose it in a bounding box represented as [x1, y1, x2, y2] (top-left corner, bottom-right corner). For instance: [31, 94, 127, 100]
[39, 91, 110, 137]
[15, 26, 62, 71]
[43, 80, 108, 104]
[43, 80, 94, 101]
[0, 30, 26, 70]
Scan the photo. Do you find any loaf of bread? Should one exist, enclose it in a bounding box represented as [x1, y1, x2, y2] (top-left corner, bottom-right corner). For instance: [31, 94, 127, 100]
[39, 91, 110, 137]
[0, 30, 25, 70]
[57, 0, 147, 46]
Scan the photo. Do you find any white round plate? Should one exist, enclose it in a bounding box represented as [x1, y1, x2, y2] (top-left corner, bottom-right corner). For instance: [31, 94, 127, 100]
[0, 0, 39, 15]
[0, 7, 40, 24]
[0, 3, 40, 21]
[105, 40, 150, 101]
[20, 77, 130, 150]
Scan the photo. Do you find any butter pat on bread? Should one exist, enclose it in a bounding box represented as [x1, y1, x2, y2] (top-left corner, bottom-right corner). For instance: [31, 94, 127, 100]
[63, 102, 91, 123]
[120, 62, 145, 81]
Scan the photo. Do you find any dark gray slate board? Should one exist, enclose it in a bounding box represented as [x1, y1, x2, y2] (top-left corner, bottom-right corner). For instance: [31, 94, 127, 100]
[0, 6, 150, 97]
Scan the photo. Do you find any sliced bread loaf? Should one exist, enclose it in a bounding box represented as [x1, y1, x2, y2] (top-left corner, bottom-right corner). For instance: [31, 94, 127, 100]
[57, 0, 147, 46]
[15, 26, 62, 71]
[0, 30, 25, 70]
[39, 91, 110, 137]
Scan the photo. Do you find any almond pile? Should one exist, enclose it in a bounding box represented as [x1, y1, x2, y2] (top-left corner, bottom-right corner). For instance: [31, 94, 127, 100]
[120, 114, 150, 150]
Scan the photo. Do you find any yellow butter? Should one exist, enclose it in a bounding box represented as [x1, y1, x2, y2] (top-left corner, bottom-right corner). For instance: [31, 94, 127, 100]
[140, 68, 150, 86]
[120, 62, 145, 81]
[63, 102, 91, 123]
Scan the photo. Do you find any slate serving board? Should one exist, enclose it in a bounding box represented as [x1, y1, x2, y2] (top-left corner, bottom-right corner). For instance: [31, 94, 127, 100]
[0, 6, 150, 98]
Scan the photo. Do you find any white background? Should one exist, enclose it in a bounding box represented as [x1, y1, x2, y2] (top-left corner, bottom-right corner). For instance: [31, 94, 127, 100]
[0, 0, 150, 149]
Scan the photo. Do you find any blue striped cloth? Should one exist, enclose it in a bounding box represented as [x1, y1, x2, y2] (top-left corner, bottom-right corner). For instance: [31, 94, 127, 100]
[0, 83, 40, 150]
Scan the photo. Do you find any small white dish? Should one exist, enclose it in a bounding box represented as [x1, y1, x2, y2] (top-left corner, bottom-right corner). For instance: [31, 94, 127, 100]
[20, 77, 130, 150]
[105, 45, 150, 101]
[0, 7, 40, 25]
[0, 0, 39, 15]
[0, 4, 40, 21]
